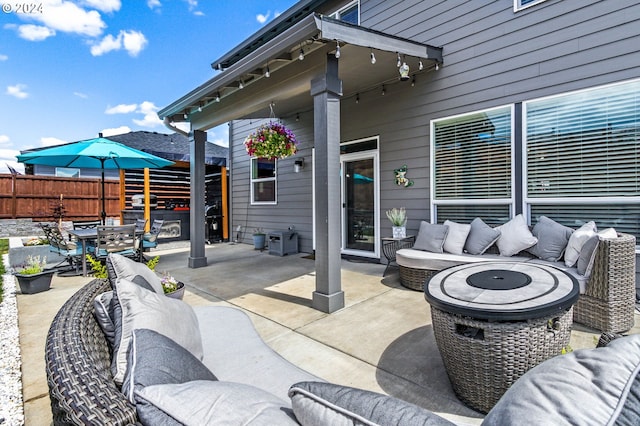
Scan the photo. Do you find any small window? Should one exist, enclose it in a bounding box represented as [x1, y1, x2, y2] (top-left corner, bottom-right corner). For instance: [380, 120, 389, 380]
[55, 167, 80, 178]
[331, 1, 359, 24]
[251, 158, 277, 204]
[514, 0, 548, 11]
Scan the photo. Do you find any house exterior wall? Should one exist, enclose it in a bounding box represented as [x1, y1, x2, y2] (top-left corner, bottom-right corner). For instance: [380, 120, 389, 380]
[230, 0, 640, 256]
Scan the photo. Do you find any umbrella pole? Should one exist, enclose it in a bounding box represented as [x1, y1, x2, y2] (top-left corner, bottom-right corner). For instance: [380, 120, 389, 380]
[100, 159, 107, 225]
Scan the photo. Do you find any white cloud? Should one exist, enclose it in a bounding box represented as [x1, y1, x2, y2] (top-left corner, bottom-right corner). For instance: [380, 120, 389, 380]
[0, 54, 8, 61]
[0, 135, 10, 144]
[74, 91, 88, 99]
[82, 0, 121, 13]
[41, 137, 67, 147]
[184, 0, 197, 10]
[173, 122, 190, 134]
[106, 103, 137, 114]
[208, 124, 229, 147]
[133, 101, 163, 127]
[256, 12, 270, 24]
[91, 30, 148, 57]
[0, 150, 24, 174]
[18, 24, 56, 41]
[26, 0, 106, 37]
[121, 30, 148, 57]
[147, 0, 161, 9]
[6, 84, 29, 99]
[101, 126, 131, 137]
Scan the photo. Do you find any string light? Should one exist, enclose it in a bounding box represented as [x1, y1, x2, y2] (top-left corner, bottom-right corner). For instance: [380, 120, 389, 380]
[419, 60, 424, 70]
[381, 85, 386, 96]
[396, 52, 401, 67]
[356, 93, 360, 103]
[435, 63, 440, 71]
[239, 79, 244, 89]
[411, 75, 416, 87]
[215, 92, 220, 102]
[265, 65, 270, 78]
[370, 50, 376, 64]
[298, 48, 304, 61]
[335, 41, 341, 58]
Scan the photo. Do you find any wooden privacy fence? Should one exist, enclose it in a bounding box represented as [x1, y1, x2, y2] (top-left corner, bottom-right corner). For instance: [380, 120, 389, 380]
[0, 174, 120, 222]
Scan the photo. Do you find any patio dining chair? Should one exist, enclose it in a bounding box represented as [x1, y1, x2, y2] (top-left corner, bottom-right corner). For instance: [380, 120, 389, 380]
[72, 220, 101, 250]
[95, 224, 139, 262]
[140, 219, 164, 261]
[39, 223, 83, 273]
[135, 218, 148, 232]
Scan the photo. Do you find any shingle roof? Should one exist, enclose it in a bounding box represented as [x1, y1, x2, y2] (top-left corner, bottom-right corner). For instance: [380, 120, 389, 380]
[107, 131, 227, 166]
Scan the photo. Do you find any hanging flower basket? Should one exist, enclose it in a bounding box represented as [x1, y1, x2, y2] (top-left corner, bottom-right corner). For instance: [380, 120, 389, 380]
[244, 121, 298, 159]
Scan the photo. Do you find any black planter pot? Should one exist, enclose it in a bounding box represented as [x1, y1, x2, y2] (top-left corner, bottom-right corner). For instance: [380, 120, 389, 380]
[15, 270, 54, 294]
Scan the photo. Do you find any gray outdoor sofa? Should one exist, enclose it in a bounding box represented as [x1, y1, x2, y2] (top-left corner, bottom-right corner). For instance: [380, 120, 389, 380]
[45, 253, 640, 425]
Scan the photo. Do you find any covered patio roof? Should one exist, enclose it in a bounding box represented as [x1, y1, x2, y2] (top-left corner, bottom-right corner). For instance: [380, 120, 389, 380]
[158, 13, 442, 129]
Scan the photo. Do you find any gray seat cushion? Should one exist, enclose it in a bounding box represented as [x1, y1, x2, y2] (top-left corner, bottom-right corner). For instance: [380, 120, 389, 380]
[482, 334, 640, 425]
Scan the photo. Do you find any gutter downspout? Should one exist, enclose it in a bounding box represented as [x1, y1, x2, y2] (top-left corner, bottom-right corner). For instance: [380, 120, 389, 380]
[163, 117, 189, 136]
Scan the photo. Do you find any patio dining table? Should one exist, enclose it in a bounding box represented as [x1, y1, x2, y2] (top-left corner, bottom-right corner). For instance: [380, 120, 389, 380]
[68, 227, 144, 276]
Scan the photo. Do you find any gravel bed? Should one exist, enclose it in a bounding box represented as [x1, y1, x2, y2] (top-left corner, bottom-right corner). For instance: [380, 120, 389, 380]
[0, 253, 24, 426]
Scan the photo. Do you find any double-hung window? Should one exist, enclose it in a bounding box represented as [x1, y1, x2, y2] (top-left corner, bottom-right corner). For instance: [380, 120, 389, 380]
[514, 0, 548, 12]
[524, 79, 640, 236]
[251, 158, 277, 204]
[431, 105, 514, 225]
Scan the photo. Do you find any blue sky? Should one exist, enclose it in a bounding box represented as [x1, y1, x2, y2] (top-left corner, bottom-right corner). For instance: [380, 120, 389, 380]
[0, 0, 298, 173]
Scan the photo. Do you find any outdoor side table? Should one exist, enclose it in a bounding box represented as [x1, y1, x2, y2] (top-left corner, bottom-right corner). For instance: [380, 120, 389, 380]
[424, 261, 579, 413]
[381, 235, 415, 276]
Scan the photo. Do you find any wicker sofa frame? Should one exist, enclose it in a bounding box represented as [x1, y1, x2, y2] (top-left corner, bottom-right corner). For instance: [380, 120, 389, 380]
[45, 279, 137, 426]
[399, 233, 636, 333]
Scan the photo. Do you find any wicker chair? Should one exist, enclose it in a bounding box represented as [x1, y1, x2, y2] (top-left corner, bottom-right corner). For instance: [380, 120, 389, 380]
[45, 279, 137, 425]
[573, 233, 636, 333]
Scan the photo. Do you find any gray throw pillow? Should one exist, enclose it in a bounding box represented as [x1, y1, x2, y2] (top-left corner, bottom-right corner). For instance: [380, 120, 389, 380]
[112, 278, 203, 386]
[289, 381, 456, 426]
[495, 214, 538, 257]
[108, 253, 164, 295]
[413, 221, 449, 253]
[483, 334, 640, 426]
[93, 291, 116, 349]
[136, 381, 298, 426]
[527, 216, 574, 262]
[577, 234, 600, 277]
[464, 218, 501, 255]
[122, 329, 217, 405]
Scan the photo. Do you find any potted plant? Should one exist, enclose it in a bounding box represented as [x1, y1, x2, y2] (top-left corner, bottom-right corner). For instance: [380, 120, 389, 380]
[386, 207, 407, 238]
[161, 272, 185, 300]
[244, 121, 298, 159]
[253, 228, 267, 250]
[14, 255, 54, 294]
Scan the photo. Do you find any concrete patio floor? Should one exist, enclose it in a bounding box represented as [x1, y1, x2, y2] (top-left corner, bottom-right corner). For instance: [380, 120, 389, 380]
[18, 241, 640, 425]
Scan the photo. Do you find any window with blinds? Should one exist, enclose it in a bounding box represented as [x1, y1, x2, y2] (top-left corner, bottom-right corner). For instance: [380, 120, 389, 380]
[525, 79, 640, 237]
[432, 106, 513, 223]
[526, 81, 640, 198]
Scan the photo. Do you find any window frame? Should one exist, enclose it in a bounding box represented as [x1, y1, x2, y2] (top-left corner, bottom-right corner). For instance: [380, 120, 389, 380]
[430, 105, 516, 224]
[330, 0, 360, 24]
[514, 0, 548, 12]
[250, 157, 277, 205]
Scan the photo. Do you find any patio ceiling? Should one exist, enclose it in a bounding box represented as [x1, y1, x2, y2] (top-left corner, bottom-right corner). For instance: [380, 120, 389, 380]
[159, 14, 443, 130]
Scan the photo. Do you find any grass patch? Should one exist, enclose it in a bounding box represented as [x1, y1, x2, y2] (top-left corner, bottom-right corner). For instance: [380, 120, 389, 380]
[0, 238, 8, 303]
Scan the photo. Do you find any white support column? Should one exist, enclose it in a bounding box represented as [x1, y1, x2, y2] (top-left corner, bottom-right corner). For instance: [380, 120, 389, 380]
[311, 54, 344, 313]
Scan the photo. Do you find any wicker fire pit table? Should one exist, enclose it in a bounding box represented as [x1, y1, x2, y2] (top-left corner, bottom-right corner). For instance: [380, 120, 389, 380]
[424, 261, 579, 413]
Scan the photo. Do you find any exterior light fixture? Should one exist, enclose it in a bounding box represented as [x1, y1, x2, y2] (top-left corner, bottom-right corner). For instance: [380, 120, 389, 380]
[370, 50, 376, 64]
[399, 62, 410, 81]
[294, 157, 305, 173]
[335, 41, 341, 59]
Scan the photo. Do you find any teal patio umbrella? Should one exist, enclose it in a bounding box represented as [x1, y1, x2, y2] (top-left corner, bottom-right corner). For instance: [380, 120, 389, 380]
[17, 137, 175, 224]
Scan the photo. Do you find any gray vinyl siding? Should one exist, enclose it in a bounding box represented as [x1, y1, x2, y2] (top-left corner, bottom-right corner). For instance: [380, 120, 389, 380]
[230, 0, 640, 256]
[230, 116, 315, 253]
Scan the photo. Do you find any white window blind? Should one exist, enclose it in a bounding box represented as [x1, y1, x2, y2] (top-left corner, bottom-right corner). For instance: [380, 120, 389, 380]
[433, 106, 512, 200]
[526, 81, 640, 198]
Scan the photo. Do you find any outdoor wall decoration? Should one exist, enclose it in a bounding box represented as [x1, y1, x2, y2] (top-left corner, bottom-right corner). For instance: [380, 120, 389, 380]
[393, 164, 414, 187]
[244, 121, 298, 159]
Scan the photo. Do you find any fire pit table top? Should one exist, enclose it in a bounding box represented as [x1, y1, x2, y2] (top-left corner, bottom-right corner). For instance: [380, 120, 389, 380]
[424, 262, 580, 321]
